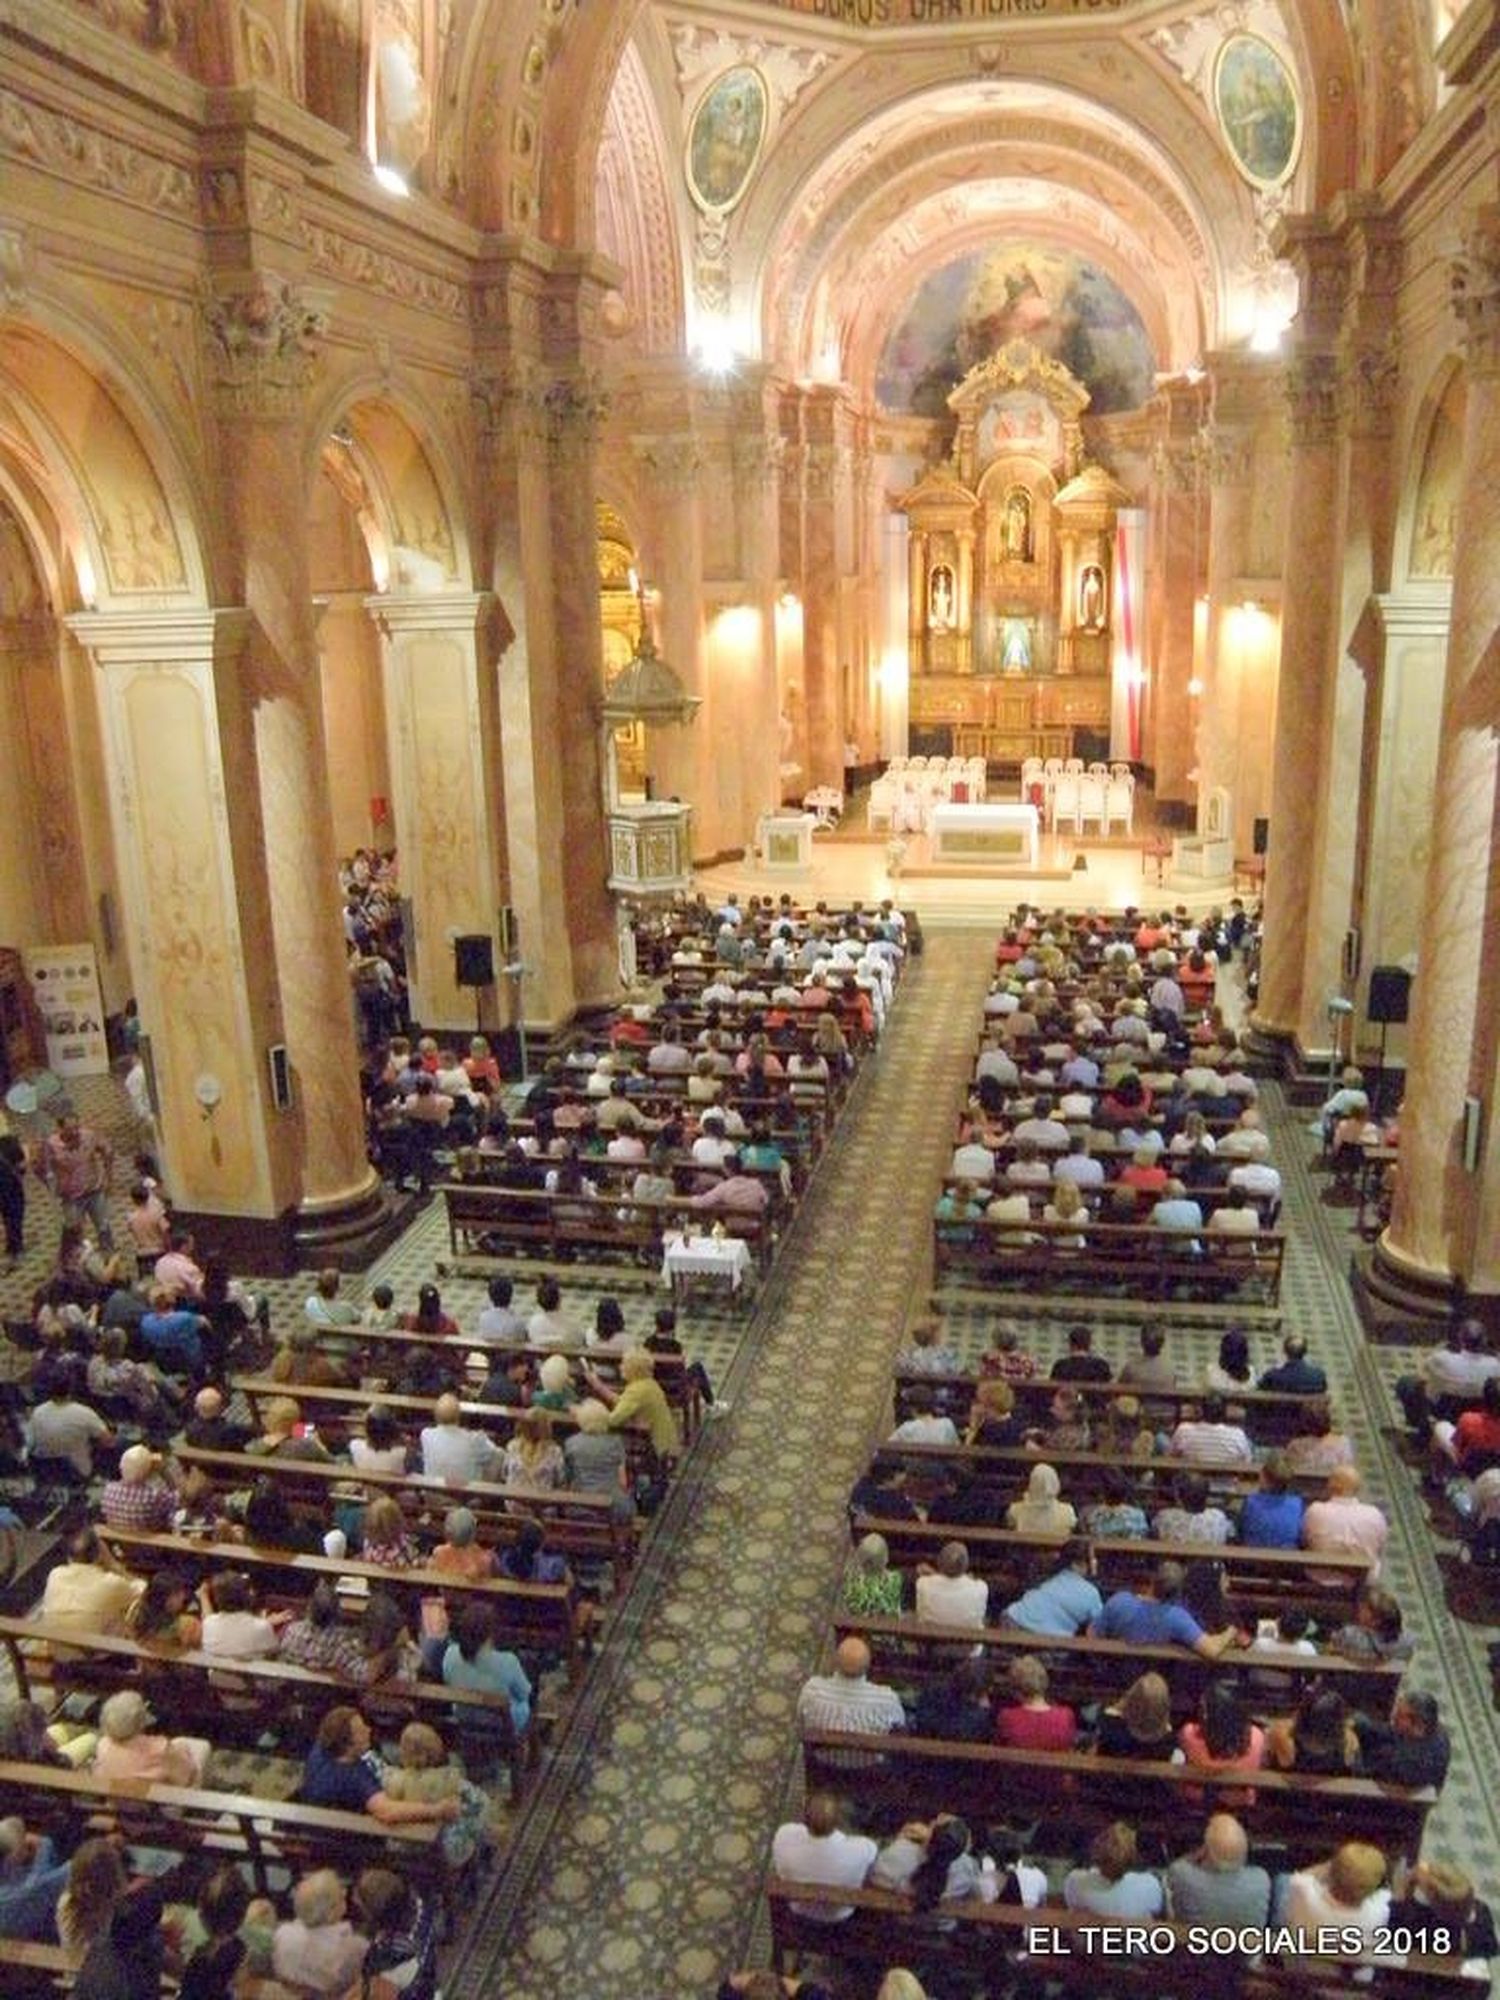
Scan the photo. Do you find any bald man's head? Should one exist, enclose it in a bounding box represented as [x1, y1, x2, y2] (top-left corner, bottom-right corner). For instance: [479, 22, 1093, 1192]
[434, 1393, 462, 1426]
[194, 1387, 223, 1421]
[834, 1636, 871, 1681]
[1203, 1815, 1249, 1870]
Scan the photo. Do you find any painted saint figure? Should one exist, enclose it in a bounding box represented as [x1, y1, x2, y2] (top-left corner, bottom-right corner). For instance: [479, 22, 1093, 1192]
[1079, 563, 1106, 630]
[929, 563, 955, 629]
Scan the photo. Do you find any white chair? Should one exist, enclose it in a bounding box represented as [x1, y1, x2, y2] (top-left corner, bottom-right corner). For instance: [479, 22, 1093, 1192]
[887, 755, 908, 774]
[1021, 757, 1045, 790]
[1110, 761, 1134, 780]
[1087, 762, 1110, 778]
[1042, 757, 1064, 779]
[1051, 773, 1081, 832]
[1105, 777, 1135, 834]
[1063, 756, 1084, 775]
[1077, 775, 1106, 833]
[868, 778, 896, 831]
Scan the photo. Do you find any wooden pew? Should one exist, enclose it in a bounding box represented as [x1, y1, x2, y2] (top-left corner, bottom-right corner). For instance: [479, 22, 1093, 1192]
[830, 1612, 1406, 1719]
[934, 1214, 1286, 1305]
[850, 1515, 1372, 1620]
[799, 1732, 1436, 1867]
[93, 1528, 584, 1680]
[439, 1182, 774, 1273]
[174, 1440, 636, 1580]
[0, 1615, 532, 1802]
[0, 1943, 287, 1998]
[765, 1881, 1479, 1999]
[893, 1371, 1324, 1445]
[867, 1437, 1328, 1503]
[0, 1758, 448, 1902]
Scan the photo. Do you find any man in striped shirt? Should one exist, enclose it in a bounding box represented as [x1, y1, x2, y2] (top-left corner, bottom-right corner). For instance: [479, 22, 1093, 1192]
[796, 1636, 905, 1737]
[1168, 1392, 1253, 1467]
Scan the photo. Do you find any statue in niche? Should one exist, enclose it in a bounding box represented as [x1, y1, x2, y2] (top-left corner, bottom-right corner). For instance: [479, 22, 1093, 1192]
[1004, 487, 1033, 562]
[1079, 563, 1106, 631]
[928, 563, 955, 630]
[1001, 617, 1033, 674]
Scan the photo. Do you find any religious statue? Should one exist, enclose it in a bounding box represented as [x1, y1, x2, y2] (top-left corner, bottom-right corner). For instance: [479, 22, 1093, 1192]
[928, 563, 955, 629]
[1003, 487, 1032, 562]
[1079, 562, 1106, 631]
[1000, 617, 1033, 673]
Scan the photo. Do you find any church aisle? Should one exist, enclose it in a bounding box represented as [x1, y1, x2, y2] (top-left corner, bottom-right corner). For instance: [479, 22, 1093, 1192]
[448, 929, 996, 1999]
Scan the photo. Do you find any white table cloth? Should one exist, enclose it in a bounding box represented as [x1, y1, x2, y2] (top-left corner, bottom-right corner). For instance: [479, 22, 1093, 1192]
[661, 1231, 755, 1292]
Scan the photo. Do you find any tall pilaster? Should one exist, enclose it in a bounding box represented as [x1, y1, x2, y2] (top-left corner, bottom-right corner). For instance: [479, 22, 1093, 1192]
[67, 608, 295, 1235]
[367, 592, 507, 1030]
[1375, 208, 1500, 1311]
[1146, 382, 1205, 810]
[802, 387, 848, 790]
[631, 430, 708, 842]
[1196, 357, 1260, 839]
[204, 276, 380, 1238]
[728, 374, 784, 831]
[1254, 221, 1351, 1046]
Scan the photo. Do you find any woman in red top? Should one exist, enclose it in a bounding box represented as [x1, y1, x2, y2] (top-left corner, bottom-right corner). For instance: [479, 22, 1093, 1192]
[1178, 1684, 1264, 1805]
[1119, 1147, 1169, 1195]
[994, 1654, 1078, 1752]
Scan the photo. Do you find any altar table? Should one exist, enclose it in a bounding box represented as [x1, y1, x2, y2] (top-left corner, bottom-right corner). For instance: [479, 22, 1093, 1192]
[929, 801, 1040, 867]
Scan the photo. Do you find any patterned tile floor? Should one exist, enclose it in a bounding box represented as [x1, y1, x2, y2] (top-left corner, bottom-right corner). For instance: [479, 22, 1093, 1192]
[5, 951, 1497, 1995]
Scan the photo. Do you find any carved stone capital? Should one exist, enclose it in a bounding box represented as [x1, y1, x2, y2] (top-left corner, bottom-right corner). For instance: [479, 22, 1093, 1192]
[804, 442, 845, 503]
[1340, 336, 1399, 438]
[471, 364, 547, 456]
[732, 434, 782, 489]
[632, 434, 702, 495]
[542, 372, 609, 458]
[1451, 207, 1500, 379]
[1151, 438, 1199, 495]
[1284, 351, 1343, 447]
[1196, 424, 1254, 488]
[201, 276, 329, 421]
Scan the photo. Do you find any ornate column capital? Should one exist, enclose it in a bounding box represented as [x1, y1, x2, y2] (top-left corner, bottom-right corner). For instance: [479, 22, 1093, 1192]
[1284, 350, 1344, 446]
[1196, 423, 1254, 488]
[632, 433, 702, 496]
[471, 363, 547, 456]
[542, 372, 610, 460]
[200, 276, 329, 422]
[731, 433, 782, 489]
[804, 441, 845, 503]
[1451, 206, 1500, 378]
[1339, 336, 1400, 438]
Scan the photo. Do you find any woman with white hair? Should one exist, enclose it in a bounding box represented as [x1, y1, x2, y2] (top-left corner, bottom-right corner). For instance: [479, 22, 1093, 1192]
[842, 1533, 903, 1616]
[271, 1869, 368, 1994]
[563, 1397, 634, 1522]
[92, 1689, 209, 1788]
[1006, 1462, 1077, 1536]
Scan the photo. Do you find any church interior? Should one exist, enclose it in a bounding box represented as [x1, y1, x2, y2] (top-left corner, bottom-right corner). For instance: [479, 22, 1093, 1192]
[0, 0, 1498, 1994]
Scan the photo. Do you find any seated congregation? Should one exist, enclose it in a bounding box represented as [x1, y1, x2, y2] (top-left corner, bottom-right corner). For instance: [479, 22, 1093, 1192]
[0, 887, 913, 1996]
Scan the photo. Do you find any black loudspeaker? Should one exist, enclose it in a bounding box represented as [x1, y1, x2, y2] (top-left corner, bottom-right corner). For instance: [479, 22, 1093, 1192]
[454, 934, 495, 988]
[1368, 965, 1411, 1024]
[1252, 818, 1269, 857]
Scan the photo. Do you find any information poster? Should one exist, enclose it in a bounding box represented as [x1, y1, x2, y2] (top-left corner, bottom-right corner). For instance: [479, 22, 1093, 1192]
[23, 943, 109, 1078]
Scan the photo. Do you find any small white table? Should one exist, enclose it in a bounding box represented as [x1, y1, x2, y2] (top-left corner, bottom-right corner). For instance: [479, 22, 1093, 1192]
[804, 786, 845, 829]
[661, 1230, 755, 1296]
[930, 801, 1040, 867]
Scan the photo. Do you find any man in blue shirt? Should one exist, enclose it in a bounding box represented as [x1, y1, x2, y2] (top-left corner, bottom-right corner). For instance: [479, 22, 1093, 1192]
[138, 1287, 207, 1375]
[1237, 1453, 1306, 1547]
[1001, 1540, 1103, 1636]
[1257, 1334, 1328, 1395]
[1090, 1560, 1237, 1658]
[0, 1818, 70, 1941]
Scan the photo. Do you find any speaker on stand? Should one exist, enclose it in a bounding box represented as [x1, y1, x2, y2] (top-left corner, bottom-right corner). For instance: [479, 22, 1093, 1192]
[453, 934, 495, 1038]
[1367, 964, 1411, 1118]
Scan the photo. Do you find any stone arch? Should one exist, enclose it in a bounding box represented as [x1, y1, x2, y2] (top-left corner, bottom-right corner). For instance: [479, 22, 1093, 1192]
[1393, 357, 1466, 589]
[594, 36, 687, 358]
[0, 313, 209, 610]
[302, 376, 470, 591]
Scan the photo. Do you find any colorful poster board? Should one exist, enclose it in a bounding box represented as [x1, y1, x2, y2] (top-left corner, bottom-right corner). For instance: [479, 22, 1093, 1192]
[23, 943, 109, 1078]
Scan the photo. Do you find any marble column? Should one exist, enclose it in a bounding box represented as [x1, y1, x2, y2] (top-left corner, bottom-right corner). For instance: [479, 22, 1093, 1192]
[479, 365, 578, 1030]
[1376, 208, 1500, 1309]
[802, 388, 847, 789]
[204, 285, 380, 1245]
[367, 592, 506, 1030]
[730, 397, 783, 831]
[66, 608, 296, 1233]
[1195, 390, 1255, 840]
[631, 433, 708, 844]
[541, 371, 621, 1011]
[1146, 390, 1203, 809]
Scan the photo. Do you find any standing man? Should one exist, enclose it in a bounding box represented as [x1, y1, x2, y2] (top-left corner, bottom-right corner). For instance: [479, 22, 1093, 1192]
[40, 1108, 115, 1250]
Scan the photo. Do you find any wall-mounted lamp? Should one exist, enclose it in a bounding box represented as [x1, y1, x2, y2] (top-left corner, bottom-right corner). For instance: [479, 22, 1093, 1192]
[1187, 676, 1204, 697]
[194, 1072, 223, 1120]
